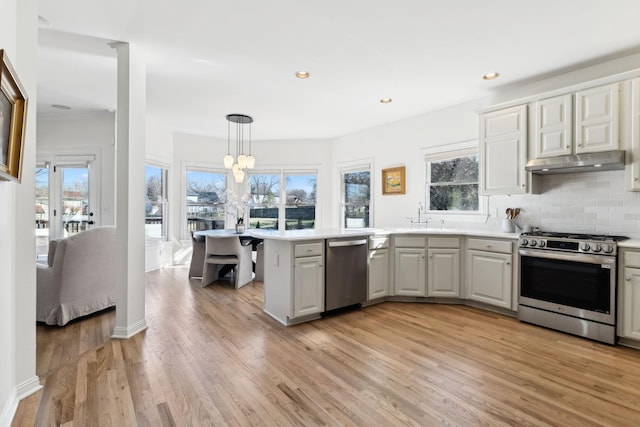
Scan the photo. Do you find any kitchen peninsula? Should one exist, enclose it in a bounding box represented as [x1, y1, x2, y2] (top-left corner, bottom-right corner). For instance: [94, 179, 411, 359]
[251, 228, 520, 326]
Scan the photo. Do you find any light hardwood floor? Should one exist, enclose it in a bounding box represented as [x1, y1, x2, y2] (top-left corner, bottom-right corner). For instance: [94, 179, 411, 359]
[13, 266, 640, 426]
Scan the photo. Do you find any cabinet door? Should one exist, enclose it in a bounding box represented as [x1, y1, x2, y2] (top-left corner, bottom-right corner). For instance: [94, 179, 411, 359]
[627, 79, 640, 191]
[368, 248, 389, 300]
[428, 248, 460, 297]
[394, 247, 426, 296]
[534, 94, 573, 158]
[575, 83, 619, 154]
[293, 255, 324, 318]
[480, 105, 527, 195]
[620, 267, 640, 341]
[467, 250, 512, 309]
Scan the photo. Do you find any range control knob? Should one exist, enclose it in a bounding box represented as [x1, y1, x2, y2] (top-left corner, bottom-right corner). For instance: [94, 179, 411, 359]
[538, 240, 546, 248]
[520, 239, 528, 246]
[603, 245, 614, 254]
[592, 244, 602, 253]
[530, 240, 537, 247]
[580, 243, 591, 252]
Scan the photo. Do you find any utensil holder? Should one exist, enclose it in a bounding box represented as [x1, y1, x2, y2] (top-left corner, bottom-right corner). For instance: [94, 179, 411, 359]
[501, 219, 515, 233]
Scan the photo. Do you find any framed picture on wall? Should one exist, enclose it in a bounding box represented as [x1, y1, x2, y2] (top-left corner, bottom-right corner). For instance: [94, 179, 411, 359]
[382, 166, 405, 195]
[0, 49, 28, 182]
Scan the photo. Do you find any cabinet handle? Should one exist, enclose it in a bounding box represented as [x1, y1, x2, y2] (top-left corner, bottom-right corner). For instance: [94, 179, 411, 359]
[627, 276, 631, 281]
[635, 177, 639, 182]
[565, 145, 570, 149]
[485, 244, 491, 248]
[506, 262, 511, 265]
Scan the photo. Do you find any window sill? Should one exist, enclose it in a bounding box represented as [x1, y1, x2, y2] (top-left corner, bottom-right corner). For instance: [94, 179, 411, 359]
[426, 212, 489, 224]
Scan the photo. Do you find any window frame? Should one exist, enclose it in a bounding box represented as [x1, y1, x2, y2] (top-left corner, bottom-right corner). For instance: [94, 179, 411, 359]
[247, 168, 318, 232]
[182, 163, 228, 239]
[145, 162, 170, 241]
[423, 140, 488, 222]
[338, 160, 373, 229]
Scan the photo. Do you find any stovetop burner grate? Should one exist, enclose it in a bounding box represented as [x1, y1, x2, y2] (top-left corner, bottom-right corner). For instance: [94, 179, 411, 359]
[521, 231, 629, 242]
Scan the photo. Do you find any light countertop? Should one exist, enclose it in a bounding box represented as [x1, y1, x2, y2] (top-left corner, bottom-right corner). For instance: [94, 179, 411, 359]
[249, 227, 520, 241]
[619, 239, 640, 249]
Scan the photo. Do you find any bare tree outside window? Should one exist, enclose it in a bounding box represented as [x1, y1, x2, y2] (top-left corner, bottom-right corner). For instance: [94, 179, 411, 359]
[428, 155, 479, 211]
[186, 169, 226, 234]
[285, 174, 316, 230]
[343, 170, 370, 228]
[249, 174, 280, 229]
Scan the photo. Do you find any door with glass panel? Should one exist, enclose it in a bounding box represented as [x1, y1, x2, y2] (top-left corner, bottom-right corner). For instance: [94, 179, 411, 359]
[35, 156, 98, 262]
[341, 169, 371, 228]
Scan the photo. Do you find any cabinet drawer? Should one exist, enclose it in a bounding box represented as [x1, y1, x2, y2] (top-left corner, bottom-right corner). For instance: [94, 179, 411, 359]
[624, 251, 640, 268]
[394, 236, 426, 248]
[428, 237, 460, 248]
[467, 238, 512, 254]
[369, 236, 389, 249]
[294, 242, 323, 258]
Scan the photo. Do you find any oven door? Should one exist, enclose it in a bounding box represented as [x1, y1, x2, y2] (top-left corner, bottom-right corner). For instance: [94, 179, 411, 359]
[519, 249, 616, 325]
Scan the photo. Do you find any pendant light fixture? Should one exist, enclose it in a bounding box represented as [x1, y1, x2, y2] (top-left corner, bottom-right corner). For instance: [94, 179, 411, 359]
[224, 113, 255, 183]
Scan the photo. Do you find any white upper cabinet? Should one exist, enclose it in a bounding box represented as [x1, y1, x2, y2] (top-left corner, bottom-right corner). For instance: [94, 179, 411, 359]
[533, 83, 620, 159]
[480, 105, 528, 195]
[534, 94, 573, 158]
[575, 83, 620, 153]
[626, 78, 640, 191]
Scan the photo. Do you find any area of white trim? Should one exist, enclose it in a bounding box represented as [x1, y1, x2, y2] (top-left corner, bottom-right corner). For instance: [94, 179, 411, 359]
[112, 319, 147, 339]
[0, 390, 18, 427]
[16, 376, 43, 400]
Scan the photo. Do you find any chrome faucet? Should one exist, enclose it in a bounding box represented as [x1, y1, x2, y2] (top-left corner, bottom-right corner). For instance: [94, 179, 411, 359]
[408, 202, 428, 228]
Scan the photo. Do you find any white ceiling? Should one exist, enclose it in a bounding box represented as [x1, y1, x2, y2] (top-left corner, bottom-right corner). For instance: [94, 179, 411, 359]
[36, 0, 640, 140]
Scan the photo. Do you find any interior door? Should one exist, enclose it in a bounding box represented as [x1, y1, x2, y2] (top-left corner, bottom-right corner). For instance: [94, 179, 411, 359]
[35, 155, 99, 260]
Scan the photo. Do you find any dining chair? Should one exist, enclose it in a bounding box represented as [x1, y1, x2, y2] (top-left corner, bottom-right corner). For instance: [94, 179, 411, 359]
[201, 235, 253, 288]
[188, 231, 205, 279]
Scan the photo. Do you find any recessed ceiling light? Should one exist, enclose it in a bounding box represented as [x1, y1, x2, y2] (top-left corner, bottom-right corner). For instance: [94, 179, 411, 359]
[295, 71, 310, 79]
[379, 98, 392, 104]
[51, 104, 71, 110]
[482, 72, 500, 81]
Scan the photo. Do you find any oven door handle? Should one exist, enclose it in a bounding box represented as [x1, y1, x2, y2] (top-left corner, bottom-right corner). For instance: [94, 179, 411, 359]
[518, 248, 615, 265]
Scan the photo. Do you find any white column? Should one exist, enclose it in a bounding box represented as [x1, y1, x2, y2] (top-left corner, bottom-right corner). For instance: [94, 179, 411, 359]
[111, 42, 147, 339]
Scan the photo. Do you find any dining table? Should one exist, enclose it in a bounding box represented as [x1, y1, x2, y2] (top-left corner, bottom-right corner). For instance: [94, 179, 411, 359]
[193, 229, 265, 280]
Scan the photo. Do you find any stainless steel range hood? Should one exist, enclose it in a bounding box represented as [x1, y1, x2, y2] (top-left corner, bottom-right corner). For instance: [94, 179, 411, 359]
[525, 150, 625, 175]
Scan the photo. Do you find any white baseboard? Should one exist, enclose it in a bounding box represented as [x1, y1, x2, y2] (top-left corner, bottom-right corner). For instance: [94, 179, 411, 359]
[112, 318, 147, 339]
[16, 376, 42, 400]
[1, 376, 42, 427]
[0, 391, 18, 427]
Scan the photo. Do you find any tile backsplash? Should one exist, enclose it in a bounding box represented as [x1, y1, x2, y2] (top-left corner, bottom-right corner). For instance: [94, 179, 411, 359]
[486, 170, 640, 238]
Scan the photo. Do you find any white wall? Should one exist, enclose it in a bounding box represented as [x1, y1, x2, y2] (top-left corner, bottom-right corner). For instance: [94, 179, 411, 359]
[1, 0, 39, 423]
[37, 112, 116, 225]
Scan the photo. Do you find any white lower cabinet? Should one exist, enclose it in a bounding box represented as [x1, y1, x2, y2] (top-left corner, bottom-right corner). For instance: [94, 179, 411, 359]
[394, 247, 426, 296]
[467, 238, 513, 310]
[427, 237, 460, 298]
[369, 248, 389, 299]
[293, 254, 324, 318]
[619, 250, 640, 341]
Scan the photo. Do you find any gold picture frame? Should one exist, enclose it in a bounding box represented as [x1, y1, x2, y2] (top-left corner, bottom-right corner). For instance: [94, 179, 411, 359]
[382, 166, 405, 195]
[0, 49, 28, 182]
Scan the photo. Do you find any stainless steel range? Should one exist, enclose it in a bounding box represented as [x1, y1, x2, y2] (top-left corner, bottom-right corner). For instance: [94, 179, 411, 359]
[518, 231, 628, 344]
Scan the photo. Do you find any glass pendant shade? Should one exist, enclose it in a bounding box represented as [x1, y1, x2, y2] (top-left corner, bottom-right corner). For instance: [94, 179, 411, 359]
[237, 154, 248, 168]
[223, 154, 234, 169]
[233, 168, 245, 183]
[246, 155, 256, 169]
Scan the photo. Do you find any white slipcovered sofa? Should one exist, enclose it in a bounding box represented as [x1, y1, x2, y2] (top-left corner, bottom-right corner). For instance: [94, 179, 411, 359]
[37, 226, 117, 325]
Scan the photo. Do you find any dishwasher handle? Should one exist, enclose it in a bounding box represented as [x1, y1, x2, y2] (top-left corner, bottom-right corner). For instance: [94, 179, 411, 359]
[327, 239, 367, 248]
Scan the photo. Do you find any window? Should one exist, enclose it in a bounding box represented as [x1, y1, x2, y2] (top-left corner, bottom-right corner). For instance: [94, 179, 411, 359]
[249, 173, 280, 229]
[248, 170, 317, 231]
[285, 173, 316, 230]
[340, 167, 371, 228]
[428, 155, 479, 211]
[186, 168, 226, 234]
[424, 140, 486, 218]
[145, 165, 168, 240]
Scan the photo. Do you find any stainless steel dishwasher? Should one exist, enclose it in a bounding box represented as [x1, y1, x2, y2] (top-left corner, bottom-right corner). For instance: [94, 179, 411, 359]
[325, 237, 368, 312]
